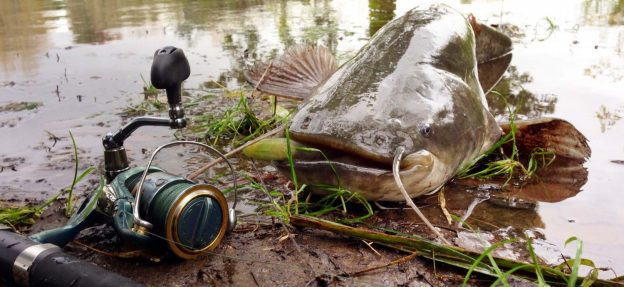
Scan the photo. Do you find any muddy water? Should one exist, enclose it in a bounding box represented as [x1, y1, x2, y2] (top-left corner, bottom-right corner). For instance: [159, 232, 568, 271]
[1, 0, 623, 281]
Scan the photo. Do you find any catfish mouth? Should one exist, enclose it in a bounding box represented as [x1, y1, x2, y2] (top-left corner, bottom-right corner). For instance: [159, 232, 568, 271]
[283, 132, 441, 181]
[284, 135, 393, 171]
[273, 135, 447, 201]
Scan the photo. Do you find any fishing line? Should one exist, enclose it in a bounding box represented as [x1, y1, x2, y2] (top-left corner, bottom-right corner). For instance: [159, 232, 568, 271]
[392, 147, 451, 245]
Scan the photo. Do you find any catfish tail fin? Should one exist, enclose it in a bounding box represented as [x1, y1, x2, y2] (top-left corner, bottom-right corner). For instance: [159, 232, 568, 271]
[500, 117, 591, 161]
[244, 45, 338, 100]
[488, 117, 591, 203]
[469, 16, 513, 94]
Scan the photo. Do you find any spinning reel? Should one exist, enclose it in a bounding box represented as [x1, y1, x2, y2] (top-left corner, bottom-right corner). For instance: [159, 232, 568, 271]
[0, 46, 236, 287]
[98, 46, 238, 259]
[102, 141, 237, 259]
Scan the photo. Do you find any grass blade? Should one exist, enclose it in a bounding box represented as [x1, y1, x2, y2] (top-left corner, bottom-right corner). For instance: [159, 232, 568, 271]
[565, 236, 582, 287]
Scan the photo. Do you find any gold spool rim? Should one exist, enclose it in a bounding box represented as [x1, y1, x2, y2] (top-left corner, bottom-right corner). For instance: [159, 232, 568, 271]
[165, 184, 228, 259]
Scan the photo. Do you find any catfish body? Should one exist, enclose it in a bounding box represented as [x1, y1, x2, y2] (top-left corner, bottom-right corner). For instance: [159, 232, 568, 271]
[246, 5, 520, 200]
[290, 5, 501, 167]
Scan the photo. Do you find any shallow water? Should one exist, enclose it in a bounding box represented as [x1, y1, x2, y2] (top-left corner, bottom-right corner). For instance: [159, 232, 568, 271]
[1, 0, 623, 278]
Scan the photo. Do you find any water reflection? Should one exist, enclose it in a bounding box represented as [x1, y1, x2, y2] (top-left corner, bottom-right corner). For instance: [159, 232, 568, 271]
[584, 59, 624, 82]
[303, 1, 339, 51]
[0, 0, 60, 74]
[0, 0, 623, 277]
[0, 0, 277, 76]
[369, 0, 396, 36]
[596, 105, 623, 132]
[378, 162, 589, 262]
[583, 0, 624, 25]
[278, 1, 296, 47]
[488, 66, 557, 119]
[424, 154, 589, 247]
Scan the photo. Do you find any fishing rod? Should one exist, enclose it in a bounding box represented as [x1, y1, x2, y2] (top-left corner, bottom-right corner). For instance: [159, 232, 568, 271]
[0, 46, 238, 286]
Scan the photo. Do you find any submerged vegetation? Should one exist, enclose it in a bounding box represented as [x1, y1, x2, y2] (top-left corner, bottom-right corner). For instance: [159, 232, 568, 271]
[0, 101, 43, 112]
[0, 130, 94, 227]
[121, 97, 167, 117]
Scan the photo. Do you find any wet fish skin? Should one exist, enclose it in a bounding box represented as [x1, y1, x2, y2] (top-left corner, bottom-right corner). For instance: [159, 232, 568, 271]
[244, 5, 591, 202]
[286, 5, 501, 198]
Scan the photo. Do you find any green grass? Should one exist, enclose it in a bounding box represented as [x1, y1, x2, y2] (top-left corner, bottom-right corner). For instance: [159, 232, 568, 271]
[251, 176, 373, 225]
[140, 73, 158, 98]
[452, 216, 603, 286]
[66, 131, 95, 216]
[243, 121, 373, 224]
[291, 216, 619, 286]
[458, 91, 555, 184]
[189, 93, 285, 147]
[121, 98, 167, 116]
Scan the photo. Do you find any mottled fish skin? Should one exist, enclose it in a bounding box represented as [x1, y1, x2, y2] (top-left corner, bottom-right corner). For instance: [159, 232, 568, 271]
[243, 5, 592, 201]
[289, 5, 501, 180]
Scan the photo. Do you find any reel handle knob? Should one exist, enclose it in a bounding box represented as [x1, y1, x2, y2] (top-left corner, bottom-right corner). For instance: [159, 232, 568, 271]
[150, 46, 190, 110]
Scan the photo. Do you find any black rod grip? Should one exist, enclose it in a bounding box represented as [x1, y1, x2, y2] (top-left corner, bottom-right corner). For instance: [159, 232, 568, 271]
[29, 249, 142, 287]
[0, 230, 37, 281]
[0, 230, 142, 287]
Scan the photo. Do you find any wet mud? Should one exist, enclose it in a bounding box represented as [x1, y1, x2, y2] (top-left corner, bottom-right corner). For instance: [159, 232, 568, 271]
[26, 171, 544, 287]
[20, 142, 601, 286]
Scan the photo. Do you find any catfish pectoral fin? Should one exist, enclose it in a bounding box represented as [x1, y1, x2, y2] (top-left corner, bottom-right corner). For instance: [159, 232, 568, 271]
[500, 117, 591, 160]
[244, 45, 338, 100]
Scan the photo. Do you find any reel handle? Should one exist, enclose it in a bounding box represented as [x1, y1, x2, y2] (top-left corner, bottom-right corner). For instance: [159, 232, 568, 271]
[150, 46, 190, 122]
[103, 46, 190, 178]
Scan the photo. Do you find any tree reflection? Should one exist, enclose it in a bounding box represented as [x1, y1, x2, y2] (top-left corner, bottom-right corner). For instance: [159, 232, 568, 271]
[583, 0, 624, 25]
[368, 0, 396, 37]
[279, 0, 295, 47]
[596, 105, 623, 133]
[219, 0, 343, 87]
[0, 0, 60, 74]
[303, 0, 338, 52]
[220, 25, 262, 87]
[488, 66, 557, 119]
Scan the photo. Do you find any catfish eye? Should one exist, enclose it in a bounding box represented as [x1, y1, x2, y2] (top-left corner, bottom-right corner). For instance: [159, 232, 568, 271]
[419, 124, 432, 138]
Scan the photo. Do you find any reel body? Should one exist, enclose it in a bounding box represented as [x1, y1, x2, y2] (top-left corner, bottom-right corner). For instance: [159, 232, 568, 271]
[107, 167, 229, 259]
[96, 47, 238, 260]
